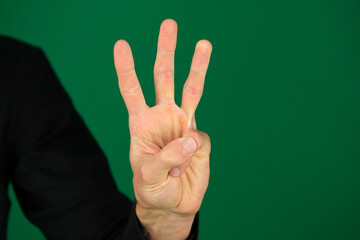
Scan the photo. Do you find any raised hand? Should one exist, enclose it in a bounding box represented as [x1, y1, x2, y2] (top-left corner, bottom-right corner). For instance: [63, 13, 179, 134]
[114, 19, 212, 240]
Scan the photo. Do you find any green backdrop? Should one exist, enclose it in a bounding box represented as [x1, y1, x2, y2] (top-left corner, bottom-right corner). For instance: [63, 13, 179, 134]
[1, 0, 360, 239]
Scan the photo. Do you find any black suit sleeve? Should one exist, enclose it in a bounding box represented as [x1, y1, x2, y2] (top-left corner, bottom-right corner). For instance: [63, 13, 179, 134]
[7, 43, 199, 240]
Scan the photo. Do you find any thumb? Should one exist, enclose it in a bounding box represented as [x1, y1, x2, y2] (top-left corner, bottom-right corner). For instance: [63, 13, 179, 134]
[141, 137, 198, 184]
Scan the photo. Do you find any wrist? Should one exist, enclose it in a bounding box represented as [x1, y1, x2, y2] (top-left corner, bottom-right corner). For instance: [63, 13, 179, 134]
[135, 202, 195, 240]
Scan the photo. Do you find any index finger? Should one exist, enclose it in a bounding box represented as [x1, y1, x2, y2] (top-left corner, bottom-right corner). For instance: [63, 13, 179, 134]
[114, 40, 148, 116]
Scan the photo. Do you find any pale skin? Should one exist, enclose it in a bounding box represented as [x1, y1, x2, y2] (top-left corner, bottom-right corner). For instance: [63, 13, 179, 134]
[113, 19, 212, 240]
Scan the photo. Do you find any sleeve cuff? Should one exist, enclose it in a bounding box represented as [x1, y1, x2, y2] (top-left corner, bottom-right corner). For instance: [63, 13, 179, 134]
[121, 201, 200, 240]
[186, 209, 199, 240]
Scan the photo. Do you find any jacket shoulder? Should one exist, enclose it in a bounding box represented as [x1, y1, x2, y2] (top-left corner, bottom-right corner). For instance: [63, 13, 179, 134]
[0, 35, 43, 69]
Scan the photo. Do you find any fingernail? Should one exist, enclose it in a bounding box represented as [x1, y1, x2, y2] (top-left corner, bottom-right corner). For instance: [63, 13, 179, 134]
[170, 167, 181, 177]
[182, 137, 197, 154]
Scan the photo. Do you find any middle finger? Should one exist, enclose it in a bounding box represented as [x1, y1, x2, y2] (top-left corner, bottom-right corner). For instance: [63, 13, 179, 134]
[154, 19, 178, 105]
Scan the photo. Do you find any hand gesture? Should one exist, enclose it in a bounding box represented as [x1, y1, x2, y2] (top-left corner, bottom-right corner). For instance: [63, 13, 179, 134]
[114, 19, 212, 240]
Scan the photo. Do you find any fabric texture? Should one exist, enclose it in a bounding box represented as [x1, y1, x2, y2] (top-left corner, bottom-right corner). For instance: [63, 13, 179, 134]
[0, 35, 199, 240]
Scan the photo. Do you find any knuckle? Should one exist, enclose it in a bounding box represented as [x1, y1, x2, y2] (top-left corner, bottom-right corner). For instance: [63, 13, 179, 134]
[158, 97, 175, 105]
[120, 85, 141, 95]
[139, 165, 152, 182]
[197, 130, 209, 142]
[159, 150, 174, 166]
[158, 48, 175, 54]
[204, 133, 211, 153]
[158, 151, 169, 165]
[154, 70, 174, 78]
[158, 144, 186, 167]
[205, 133, 211, 144]
[195, 131, 211, 152]
[183, 84, 203, 97]
[118, 67, 135, 76]
[201, 131, 210, 141]
[191, 66, 206, 76]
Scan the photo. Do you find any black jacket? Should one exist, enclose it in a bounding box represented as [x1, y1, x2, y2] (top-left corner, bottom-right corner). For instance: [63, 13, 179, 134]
[0, 35, 198, 240]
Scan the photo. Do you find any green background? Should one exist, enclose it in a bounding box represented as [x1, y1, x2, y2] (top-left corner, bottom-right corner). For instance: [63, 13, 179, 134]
[1, 0, 360, 239]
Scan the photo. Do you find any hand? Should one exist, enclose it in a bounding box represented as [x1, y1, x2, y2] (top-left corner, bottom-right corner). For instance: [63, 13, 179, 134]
[114, 19, 212, 240]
